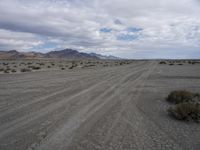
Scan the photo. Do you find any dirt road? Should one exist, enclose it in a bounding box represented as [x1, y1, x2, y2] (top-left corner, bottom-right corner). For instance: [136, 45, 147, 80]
[0, 61, 199, 150]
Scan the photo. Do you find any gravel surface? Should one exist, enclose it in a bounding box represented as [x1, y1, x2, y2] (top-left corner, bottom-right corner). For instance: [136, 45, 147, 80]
[0, 61, 199, 150]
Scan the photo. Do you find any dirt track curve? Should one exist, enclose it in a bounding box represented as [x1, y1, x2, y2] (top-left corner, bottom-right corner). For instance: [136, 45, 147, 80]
[0, 61, 200, 150]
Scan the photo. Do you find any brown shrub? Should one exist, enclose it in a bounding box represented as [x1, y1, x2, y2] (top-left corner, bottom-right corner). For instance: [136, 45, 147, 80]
[168, 102, 200, 122]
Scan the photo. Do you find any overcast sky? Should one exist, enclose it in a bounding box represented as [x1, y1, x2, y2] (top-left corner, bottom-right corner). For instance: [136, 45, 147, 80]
[0, 0, 200, 58]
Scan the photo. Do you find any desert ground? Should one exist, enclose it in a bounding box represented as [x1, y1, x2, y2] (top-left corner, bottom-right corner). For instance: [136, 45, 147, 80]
[0, 60, 200, 150]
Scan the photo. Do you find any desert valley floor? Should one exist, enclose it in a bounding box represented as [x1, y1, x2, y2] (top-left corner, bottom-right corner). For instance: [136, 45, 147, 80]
[0, 60, 200, 150]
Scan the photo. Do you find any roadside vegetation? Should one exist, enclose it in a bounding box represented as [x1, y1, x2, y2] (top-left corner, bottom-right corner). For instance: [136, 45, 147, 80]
[159, 60, 200, 66]
[0, 60, 136, 74]
[168, 102, 200, 122]
[166, 90, 200, 122]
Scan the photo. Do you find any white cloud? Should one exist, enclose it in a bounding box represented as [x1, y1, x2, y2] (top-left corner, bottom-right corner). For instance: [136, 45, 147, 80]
[0, 0, 200, 58]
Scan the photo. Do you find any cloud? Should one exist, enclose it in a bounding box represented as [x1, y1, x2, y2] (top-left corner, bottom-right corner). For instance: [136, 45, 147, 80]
[0, 0, 199, 58]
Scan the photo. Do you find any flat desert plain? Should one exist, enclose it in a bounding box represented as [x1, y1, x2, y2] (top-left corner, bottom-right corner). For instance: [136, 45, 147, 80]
[0, 60, 200, 150]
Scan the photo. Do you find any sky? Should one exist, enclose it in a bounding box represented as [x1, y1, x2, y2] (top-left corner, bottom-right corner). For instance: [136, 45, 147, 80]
[0, 0, 200, 59]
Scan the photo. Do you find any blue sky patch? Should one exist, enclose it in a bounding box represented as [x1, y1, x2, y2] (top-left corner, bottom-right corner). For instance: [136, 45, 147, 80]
[100, 28, 112, 33]
[117, 34, 138, 41]
[127, 27, 143, 33]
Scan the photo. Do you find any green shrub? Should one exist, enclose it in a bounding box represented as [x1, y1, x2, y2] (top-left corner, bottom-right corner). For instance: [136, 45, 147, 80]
[166, 90, 199, 104]
[168, 102, 200, 122]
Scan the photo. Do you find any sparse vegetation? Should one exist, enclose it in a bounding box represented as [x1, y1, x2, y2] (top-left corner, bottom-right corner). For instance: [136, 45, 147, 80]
[11, 69, 17, 73]
[30, 66, 41, 70]
[69, 66, 74, 69]
[166, 90, 200, 104]
[21, 68, 31, 72]
[159, 61, 167, 64]
[166, 90, 200, 123]
[4, 69, 9, 73]
[168, 102, 200, 122]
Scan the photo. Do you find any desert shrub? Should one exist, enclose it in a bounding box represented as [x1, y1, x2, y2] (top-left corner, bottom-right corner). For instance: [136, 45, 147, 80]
[11, 69, 16, 73]
[28, 66, 41, 70]
[69, 62, 77, 69]
[169, 63, 174, 65]
[6, 67, 11, 71]
[21, 68, 31, 72]
[31, 66, 41, 70]
[0, 68, 4, 72]
[27, 62, 32, 65]
[178, 63, 183, 65]
[40, 63, 44, 66]
[159, 61, 167, 64]
[4, 69, 9, 73]
[3, 63, 8, 66]
[61, 67, 65, 70]
[168, 102, 200, 122]
[69, 66, 74, 69]
[47, 66, 51, 68]
[166, 90, 199, 104]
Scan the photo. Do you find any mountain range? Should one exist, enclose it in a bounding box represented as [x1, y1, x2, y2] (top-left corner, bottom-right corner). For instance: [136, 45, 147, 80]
[0, 49, 120, 60]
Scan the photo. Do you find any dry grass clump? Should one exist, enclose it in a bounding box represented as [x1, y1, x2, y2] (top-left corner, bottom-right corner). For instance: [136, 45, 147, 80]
[166, 90, 199, 104]
[166, 90, 200, 123]
[168, 102, 200, 122]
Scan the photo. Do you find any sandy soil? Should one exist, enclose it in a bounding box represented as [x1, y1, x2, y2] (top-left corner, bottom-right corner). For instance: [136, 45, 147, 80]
[0, 61, 199, 150]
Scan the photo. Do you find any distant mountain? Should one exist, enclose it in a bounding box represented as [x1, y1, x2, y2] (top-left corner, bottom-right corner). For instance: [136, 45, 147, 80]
[0, 50, 26, 59]
[46, 49, 98, 59]
[0, 50, 44, 59]
[0, 49, 120, 60]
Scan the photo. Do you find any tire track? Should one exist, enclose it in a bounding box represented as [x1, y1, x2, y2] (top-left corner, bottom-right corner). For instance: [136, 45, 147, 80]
[36, 63, 150, 150]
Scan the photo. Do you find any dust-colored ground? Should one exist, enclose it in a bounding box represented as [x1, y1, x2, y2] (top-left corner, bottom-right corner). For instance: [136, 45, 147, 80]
[0, 60, 200, 150]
